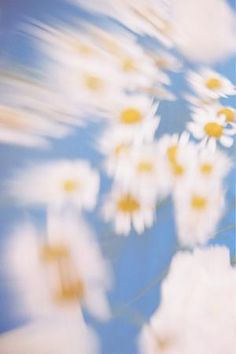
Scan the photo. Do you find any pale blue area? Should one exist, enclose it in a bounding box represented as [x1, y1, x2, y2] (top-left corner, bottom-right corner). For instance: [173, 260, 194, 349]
[0, 1, 235, 353]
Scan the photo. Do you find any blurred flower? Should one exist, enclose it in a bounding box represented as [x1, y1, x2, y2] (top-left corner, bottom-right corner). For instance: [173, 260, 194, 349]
[157, 132, 197, 186]
[170, 0, 236, 63]
[183, 93, 217, 109]
[104, 94, 160, 143]
[173, 182, 225, 246]
[8, 160, 100, 209]
[195, 147, 232, 182]
[0, 314, 99, 354]
[215, 105, 236, 128]
[70, 0, 174, 47]
[102, 185, 156, 235]
[138, 246, 236, 354]
[187, 69, 236, 99]
[107, 143, 171, 203]
[148, 50, 182, 72]
[187, 110, 235, 150]
[0, 103, 71, 148]
[7, 215, 112, 321]
[98, 128, 133, 177]
[83, 24, 170, 91]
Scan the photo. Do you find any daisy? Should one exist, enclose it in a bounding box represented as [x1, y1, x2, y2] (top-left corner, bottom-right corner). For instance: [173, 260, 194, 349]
[141, 85, 176, 102]
[71, 0, 174, 47]
[0, 315, 99, 354]
[0, 71, 76, 133]
[28, 22, 107, 68]
[170, 0, 235, 62]
[139, 246, 236, 354]
[108, 143, 172, 203]
[195, 147, 232, 182]
[216, 105, 236, 128]
[82, 24, 169, 91]
[187, 110, 235, 150]
[28, 23, 124, 117]
[173, 182, 225, 246]
[148, 50, 181, 72]
[45, 56, 124, 117]
[157, 132, 197, 186]
[114, 0, 174, 47]
[186, 69, 236, 99]
[104, 94, 160, 143]
[8, 160, 100, 210]
[139, 315, 186, 354]
[183, 93, 218, 109]
[7, 215, 112, 321]
[102, 185, 156, 235]
[98, 127, 133, 177]
[0, 105, 65, 148]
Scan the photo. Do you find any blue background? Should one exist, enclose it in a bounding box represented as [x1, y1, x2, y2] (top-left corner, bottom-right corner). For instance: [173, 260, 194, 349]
[0, 1, 235, 353]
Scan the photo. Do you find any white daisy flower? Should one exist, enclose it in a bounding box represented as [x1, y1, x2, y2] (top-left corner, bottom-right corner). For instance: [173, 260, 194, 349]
[0, 315, 99, 354]
[173, 182, 225, 246]
[157, 132, 197, 186]
[183, 93, 218, 109]
[104, 94, 160, 143]
[108, 143, 172, 203]
[8, 160, 100, 209]
[6, 215, 112, 321]
[215, 105, 236, 128]
[27, 22, 108, 68]
[0, 71, 76, 133]
[112, 0, 174, 47]
[27, 23, 124, 117]
[98, 127, 133, 177]
[0, 103, 71, 147]
[148, 50, 182, 72]
[187, 69, 236, 99]
[46, 58, 124, 117]
[170, 0, 236, 63]
[102, 186, 156, 236]
[70, 0, 174, 47]
[139, 246, 236, 354]
[195, 147, 232, 182]
[187, 110, 235, 150]
[82, 24, 169, 91]
[139, 315, 186, 354]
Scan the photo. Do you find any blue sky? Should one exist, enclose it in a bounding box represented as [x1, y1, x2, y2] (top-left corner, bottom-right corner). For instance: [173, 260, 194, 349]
[0, 1, 235, 353]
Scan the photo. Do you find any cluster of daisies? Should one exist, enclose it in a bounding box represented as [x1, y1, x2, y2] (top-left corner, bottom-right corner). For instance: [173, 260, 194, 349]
[0, 0, 235, 353]
[139, 246, 236, 354]
[100, 68, 235, 245]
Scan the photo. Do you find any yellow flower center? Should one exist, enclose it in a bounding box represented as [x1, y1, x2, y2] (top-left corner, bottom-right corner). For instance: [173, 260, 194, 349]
[167, 145, 178, 164]
[0, 107, 27, 131]
[204, 122, 223, 138]
[117, 194, 140, 213]
[191, 195, 207, 210]
[84, 74, 103, 91]
[120, 108, 142, 125]
[200, 163, 213, 174]
[137, 160, 154, 173]
[122, 57, 136, 72]
[205, 78, 222, 90]
[63, 179, 78, 193]
[217, 107, 235, 123]
[172, 163, 185, 176]
[40, 244, 70, 261]
[73, 40, 92, 55]
[154, 57, 168, 69]
[40, 244, 85, 303]
[156, 337, 171, 351]
[114, 143, 130, 157]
